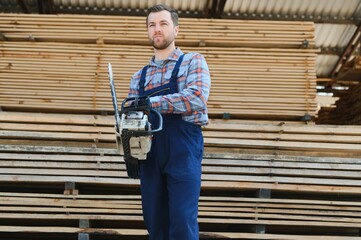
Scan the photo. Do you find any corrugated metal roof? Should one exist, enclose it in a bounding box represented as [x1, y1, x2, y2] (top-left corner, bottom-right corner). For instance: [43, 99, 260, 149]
[223, 0, 361, 19]
[316, 54, 340, 76]
[316, 25, 357, 78]
[315, 24, 357, 48]
[54, 0, 209, 11]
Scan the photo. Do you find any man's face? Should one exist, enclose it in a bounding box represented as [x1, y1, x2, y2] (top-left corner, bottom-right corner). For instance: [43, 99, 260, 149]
[147, 10, 179, 50]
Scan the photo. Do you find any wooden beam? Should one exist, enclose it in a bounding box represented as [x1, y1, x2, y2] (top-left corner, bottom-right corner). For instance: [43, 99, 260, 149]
[330, 24, 361, 79]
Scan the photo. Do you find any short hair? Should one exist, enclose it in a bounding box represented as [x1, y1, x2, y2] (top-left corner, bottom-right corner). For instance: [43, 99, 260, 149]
[146, 4, 179, 26]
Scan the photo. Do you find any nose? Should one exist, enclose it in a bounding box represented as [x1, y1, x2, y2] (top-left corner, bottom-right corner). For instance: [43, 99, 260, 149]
[154, 23, 162, 32]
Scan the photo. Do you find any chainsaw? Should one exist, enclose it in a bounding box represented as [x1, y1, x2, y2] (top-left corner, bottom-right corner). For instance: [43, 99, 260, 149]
[107, 63, 163, 179]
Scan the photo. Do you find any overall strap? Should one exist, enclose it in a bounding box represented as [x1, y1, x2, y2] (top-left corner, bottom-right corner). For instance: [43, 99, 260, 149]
[138, 54, 185, 92]
[138, 65, 148, 93]
[171, 54, 185, 80]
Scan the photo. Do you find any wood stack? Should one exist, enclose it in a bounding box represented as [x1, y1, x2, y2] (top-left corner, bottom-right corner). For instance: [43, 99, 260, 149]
[1, 110, 361, 195]
[1, 192, 361, 239]
[1, 111, 361, 238]
[0, 13, 318, 120]
[317, 82, 361, 125]
[204, 118, 361, 158]
[2, 111, 361, 159]
[317, 55, 361, 124]
[0, 14, 315, 48]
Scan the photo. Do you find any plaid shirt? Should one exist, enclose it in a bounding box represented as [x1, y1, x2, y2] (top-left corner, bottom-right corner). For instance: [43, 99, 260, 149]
[128, 48, 211, 126]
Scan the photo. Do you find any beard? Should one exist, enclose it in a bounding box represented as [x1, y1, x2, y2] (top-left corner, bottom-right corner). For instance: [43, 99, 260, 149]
[150, 34, 175, 50]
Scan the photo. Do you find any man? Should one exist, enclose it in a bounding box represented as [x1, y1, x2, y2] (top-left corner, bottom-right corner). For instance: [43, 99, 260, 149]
[127, 4, 211, 240]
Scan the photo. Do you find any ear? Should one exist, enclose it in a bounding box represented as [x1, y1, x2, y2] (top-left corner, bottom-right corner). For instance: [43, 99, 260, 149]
[174, 25, 179, 36]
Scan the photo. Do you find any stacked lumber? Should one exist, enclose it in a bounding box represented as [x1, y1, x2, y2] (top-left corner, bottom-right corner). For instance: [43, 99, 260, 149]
[2, 111, 361, 158]
[0, 41, 317, 119]
[317, 83, 361, 125]
[1, 111, 361, 238]
[0, 14, 318, 120]
[2, 152, 361, 194]
[1, 111, 361, 194]
[0, 111, 116, 153]
[204, 118, 361, 158]
[1, 192, 361, 239]
[0, 14, 315, 48]
[315, 106, 334, 124]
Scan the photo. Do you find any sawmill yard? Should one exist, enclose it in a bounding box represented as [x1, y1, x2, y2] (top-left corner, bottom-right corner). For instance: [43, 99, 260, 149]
[0, 0, 361, 239]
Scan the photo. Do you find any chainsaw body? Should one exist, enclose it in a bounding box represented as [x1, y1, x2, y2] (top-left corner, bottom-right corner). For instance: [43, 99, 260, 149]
[108, 63, 163, 179]
[115, 96, 163, 161]
[116, 111, 151, 160]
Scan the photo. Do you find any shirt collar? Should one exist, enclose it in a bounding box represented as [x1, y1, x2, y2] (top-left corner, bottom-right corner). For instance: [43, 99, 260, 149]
[149, 48, 184, 67]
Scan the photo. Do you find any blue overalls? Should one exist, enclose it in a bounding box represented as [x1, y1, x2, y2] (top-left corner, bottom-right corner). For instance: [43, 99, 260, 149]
[138, 54, 203, 240]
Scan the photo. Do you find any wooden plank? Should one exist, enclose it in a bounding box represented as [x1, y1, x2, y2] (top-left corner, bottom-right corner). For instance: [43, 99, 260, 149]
[205, 123, 361, 135]
[0, 226, 147, 235]
[202, 158, 361, 171]
[0, 144, 118, 154]
[204, 137, 361, 152]
[201, 180, 361, 194]
[0, 174, 139, 186]
[1, 226, 360, 240]
[0, 130, 114, 142]
[0, 123, 113, 134]
[0, 212, 359, 228]
[0, 111, 113, 125]
[203, 131, 361, 144]
[200, 232, 361, 240]
[0, 161, 123, 170]
[0, 153, 123, 162]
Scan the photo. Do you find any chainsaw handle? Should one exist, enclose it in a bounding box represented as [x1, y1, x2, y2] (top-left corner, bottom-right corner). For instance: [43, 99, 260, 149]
[121, 96, 163, 134]
[149, 109, 163, 133]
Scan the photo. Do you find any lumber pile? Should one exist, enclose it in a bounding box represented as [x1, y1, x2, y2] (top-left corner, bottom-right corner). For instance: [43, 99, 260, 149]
[1, 112, 361, 238]
[2, 149, 361, 195]
[0, 14, 315, 48]
[1, 111, 361, 194]
[2, 148, 361, 195]
[2, 111, 361, 158]
[204, 118, 361, 158]
[0, 13, 318, 120]
[317, 82, 361, 125]
[0, 41, 317, 119]
[1, 192, 361, 239]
